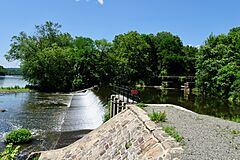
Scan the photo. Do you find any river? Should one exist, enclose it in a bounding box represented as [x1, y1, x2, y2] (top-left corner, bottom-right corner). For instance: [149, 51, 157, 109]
[0, 76, 106, 159]
[0, 76, 239, 159]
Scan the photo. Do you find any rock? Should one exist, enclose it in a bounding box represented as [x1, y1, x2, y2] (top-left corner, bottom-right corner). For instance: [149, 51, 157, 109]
[0, 109, 6, 112]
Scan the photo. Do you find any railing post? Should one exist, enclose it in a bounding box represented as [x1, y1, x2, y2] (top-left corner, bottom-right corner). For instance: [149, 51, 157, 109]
[110, 95, 115, 118]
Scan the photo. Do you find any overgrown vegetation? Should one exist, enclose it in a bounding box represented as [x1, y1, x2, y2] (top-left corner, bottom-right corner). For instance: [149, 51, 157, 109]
[163, 126, 183, 142]
[148, 110, 167, 123]
[0, 143, 20, 160]
[5, 128, 32, 144]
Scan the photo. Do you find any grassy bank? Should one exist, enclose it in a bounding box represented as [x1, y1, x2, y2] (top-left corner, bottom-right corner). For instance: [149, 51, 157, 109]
[0, 86, 31, 93]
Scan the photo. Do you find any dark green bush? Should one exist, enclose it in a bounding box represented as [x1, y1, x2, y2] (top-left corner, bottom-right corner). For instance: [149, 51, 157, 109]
[5, 128, 32, 144]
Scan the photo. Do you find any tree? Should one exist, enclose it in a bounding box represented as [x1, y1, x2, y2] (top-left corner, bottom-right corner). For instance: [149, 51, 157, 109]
[154, 32, 185, 77]
[196, 27, 240, 102]
[112, 31, 151, 85]
[5, 21, 74, 91]
[0, 65, 6, 75]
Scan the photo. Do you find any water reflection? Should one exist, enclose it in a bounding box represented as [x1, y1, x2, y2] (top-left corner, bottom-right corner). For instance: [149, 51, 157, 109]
[140, 87, 240, 121]
[0, 76, 28, 88]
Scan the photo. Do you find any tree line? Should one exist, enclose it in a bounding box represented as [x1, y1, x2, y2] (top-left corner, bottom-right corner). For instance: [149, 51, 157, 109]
[4, 21, 240, 102]
[0, 66, 22, 75]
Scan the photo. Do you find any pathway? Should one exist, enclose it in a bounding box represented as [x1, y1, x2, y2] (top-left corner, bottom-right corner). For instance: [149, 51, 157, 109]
[145, 104, 240, 160]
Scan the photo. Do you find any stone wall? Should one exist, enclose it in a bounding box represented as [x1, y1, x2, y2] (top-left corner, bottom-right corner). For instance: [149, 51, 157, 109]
[31, 105, 183, 160]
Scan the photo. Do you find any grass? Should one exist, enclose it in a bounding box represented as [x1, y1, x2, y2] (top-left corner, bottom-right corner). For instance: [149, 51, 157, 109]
[230, 130, 240, 135]
[125, 141, 132, 149]
[148, 110, 167, 123]
[137, 102, 147, 109]
[163, 126, 183, 142]
[220, 115, 240, 123]
[0, 86, 31, 93]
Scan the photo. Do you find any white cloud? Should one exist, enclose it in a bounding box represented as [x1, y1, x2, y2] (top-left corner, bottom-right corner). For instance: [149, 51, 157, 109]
[97, 0, 104, 5]
[75, 0, 104, 5]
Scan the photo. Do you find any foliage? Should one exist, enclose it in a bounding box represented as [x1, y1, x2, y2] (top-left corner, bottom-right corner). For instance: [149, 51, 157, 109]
[4, 68, 22, 75]
[0, 143, 20, 160]
[103, 101, 111, 122]
[5, 128, 32, 144]
[0, 86, 31, 93]
[5, 21, 197, 92]
[230, 130, 240, 135]
[103, 111, 110, 123]
[196, 27, 240, 101]
[163, 126, 183, 142]
[0, 65, 6, 75]
[27, 153, 40, 160]
[148, 110, 167, 122]
[137, 102, 147, 109]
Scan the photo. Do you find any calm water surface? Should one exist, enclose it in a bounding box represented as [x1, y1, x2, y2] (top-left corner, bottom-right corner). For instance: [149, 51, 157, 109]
[0, 76, 28, 88]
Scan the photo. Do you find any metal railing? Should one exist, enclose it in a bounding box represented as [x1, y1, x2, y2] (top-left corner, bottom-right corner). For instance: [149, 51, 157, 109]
[109, 84, 140, 118]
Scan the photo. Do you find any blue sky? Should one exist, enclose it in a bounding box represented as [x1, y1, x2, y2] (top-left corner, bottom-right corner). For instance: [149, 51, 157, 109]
[0, 0, 240, 67]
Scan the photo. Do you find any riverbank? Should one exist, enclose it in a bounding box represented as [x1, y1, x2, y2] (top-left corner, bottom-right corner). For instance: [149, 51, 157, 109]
[145, 104, 240, 160]
[0, 87, 31, 94]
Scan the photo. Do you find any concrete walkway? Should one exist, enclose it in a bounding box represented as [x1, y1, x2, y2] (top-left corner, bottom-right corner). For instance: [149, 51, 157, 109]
[145, 104, 240, 160]
[30, 105, 182, 160]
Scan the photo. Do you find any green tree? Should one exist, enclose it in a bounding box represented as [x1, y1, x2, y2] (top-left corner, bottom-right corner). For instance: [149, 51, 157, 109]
[182, 45, 198, 76]
[154, 32, 185, 77]
[112, 31, 151, 85]
[5, 21, 74, 91]
[196, 27, 240, 102]
[0, 65, 6, 75]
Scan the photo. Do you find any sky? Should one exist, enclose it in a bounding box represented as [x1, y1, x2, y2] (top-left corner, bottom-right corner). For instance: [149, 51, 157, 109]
[0, 0, 240, 67]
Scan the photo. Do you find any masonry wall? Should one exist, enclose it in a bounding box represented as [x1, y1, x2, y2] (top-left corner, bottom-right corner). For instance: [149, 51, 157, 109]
[32, 105, 183, 160]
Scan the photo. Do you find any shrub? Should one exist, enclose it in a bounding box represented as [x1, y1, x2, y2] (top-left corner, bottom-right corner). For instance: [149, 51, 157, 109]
[5, 128, 32, 144]
[0, 143, 20, 160]
[148, 110, 167, 123]
[163, 126, 183, 142]
[103, 111, 110, 122]
[103, 101, 111, 122]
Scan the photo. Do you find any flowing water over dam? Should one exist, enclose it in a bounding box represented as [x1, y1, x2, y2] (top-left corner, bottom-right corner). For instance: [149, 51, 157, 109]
[0, 84, 106, 159]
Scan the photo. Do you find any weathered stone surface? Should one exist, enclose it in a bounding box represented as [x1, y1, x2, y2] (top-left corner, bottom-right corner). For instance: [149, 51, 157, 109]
[31, 105, 182, 160]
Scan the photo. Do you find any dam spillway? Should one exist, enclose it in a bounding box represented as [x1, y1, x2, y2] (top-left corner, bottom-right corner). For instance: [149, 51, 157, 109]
[55, 89, 105, 149]
[60, 90, 105, 132]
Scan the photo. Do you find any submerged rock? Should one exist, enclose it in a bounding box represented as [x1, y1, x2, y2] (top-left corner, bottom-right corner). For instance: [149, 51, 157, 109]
[0, 109, 6, 112]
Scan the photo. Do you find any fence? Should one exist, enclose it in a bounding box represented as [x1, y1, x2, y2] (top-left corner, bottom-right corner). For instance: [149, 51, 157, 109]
[109, 84, 140, 118]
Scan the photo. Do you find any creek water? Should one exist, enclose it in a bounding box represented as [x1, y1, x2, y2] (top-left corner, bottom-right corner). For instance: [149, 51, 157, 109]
[0, 76, 106, 159]
[0, 77, 239, 159]
[0, 76, 28, 88]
